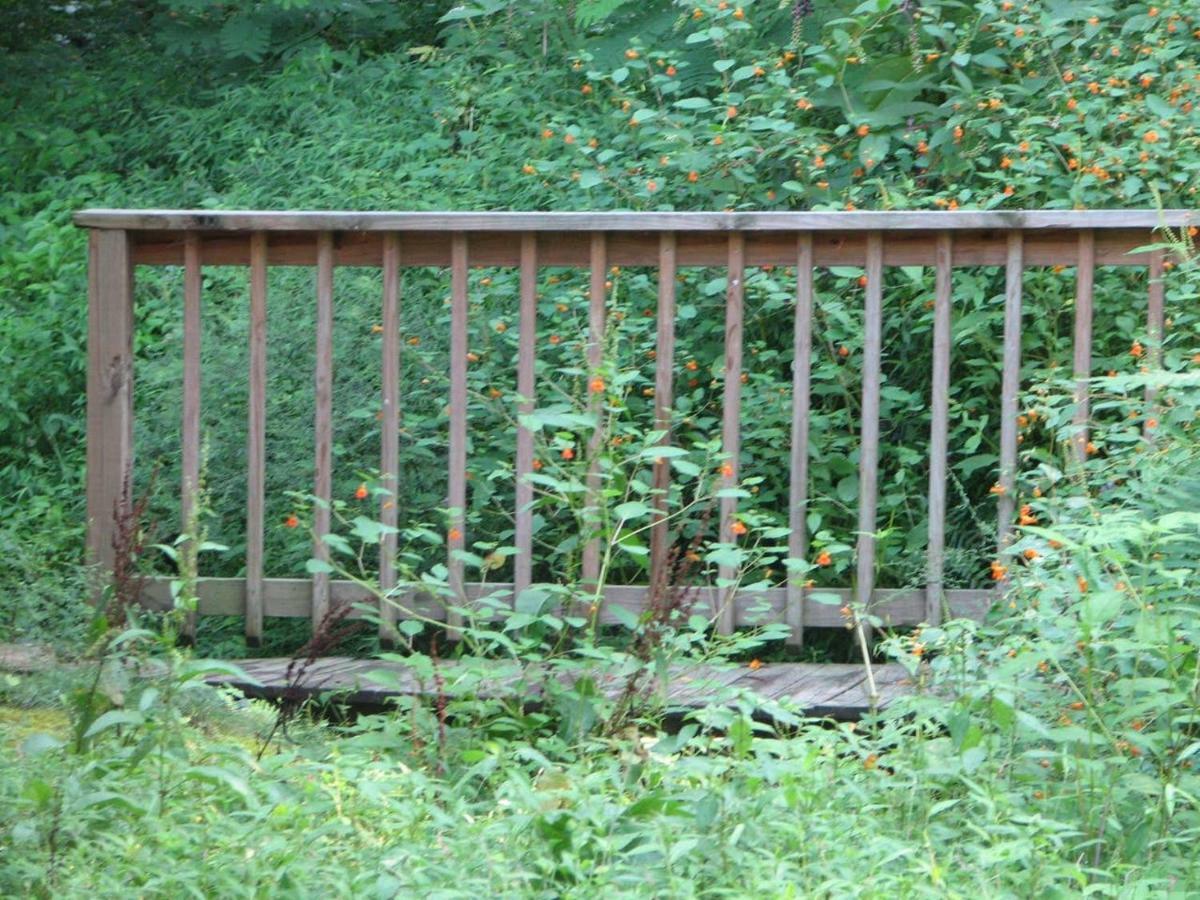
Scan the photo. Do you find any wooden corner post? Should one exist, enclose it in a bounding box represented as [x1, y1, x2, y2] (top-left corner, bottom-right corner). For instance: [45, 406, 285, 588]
[85, 228, 135, 591]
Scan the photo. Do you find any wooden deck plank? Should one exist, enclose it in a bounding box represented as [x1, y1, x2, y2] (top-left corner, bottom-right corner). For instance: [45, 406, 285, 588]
[205, 658, 913, 718]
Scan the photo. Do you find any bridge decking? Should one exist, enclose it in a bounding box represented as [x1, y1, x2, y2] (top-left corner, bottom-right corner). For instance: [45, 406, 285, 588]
[210, 657, 915, 719]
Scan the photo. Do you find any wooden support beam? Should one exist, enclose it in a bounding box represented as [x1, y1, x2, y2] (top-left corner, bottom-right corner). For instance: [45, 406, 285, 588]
[379, 233, 401, 645]
[85, 229, 134, 589]
[925, 233, 953, 626]
[1071, 231, 1096, 466]
[717, 233, 745, 635]
[649, 233, 677, 594]
[447, 234, 470, 639]
[854, 233, 884, 631]
[582, 233, 607, 587]
[180, 233, 202, 642]
[997, 232, 1024, 553]
[311, 232, 334, 630]
[1144, 247, 1165, 431]
[786, 234, 814, 646]
[513, 234, 538, 603]
[245, 232, 267, 646]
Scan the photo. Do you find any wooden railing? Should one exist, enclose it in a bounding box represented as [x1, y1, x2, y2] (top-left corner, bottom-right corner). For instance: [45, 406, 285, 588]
[77, 209, 1194, 646]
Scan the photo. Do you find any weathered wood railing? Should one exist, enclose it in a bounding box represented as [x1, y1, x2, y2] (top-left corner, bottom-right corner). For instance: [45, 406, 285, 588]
[77, 209, 1194, 646]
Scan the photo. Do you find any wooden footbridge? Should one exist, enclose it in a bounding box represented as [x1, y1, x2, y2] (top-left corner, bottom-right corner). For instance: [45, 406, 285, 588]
[75, 208, 1191, 717]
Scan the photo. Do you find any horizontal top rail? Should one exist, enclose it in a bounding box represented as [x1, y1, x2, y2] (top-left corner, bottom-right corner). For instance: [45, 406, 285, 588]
[74, 208, 1196, 233]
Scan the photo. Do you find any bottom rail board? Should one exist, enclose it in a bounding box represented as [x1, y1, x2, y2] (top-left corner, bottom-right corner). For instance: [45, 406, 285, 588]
[142, 578, 994, 628]
[208, 656, 916, 720]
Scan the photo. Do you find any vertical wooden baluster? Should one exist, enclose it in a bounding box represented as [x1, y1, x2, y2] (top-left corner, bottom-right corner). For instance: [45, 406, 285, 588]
[245, 232, 267, 646]
[180, 233, 202, 642]
[379, 234, 401, 645]
[925, 233, 953, 627]
[1072, 231, 1096, 466]
[786, 234, 814, 647]
[447, 233, 469, 639]
[649, 233, 677, 593]
[514, 234, 538, 604]
[997, 232, 1024, 553]
[854, 233, 884, 633]
[717, 233, 745, 635]
[312, 232, 334, 630]
[582, 233, 607, 587]
[86, 229, 134, 589]
[1144, 247, 1165, 432]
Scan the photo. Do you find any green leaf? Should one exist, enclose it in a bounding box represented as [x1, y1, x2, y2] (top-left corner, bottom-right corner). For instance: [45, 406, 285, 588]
[84, 709, 145, 738]
[675, 97, 713, 110]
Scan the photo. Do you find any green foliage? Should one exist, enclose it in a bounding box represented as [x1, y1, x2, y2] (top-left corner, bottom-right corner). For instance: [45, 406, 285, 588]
[3, 373, 1200, 893]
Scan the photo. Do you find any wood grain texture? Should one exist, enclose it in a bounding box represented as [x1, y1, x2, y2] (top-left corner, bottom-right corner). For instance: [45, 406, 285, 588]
[312, 232, 334, 629]
[139, 575, 994, 627]
[854, 234, 884, 623]
[245, 233, 268, 645]
[125, 229, 1168, 269]
[718, 233, 746, 635]
[649, 233, 677, 593]
[180, 233, 202, 642]
[786, 234, 814, 646]
[1144, 248, 1165, 429]
[85, 229, 134, 582]
[1072, 231, 1096, 466]
[379, 233, 401, 644]
[447, 234, 469, 638]
[925, 233, 953, 626]
[582, 233, 607, 587]
[203, 656, 914, 718]
[76, 208, 1197, 232]
[997, 232, 1024, 552]
[513, 234, 538, 602]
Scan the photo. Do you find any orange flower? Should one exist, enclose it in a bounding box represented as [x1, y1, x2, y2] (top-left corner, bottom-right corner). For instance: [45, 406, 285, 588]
[687, 170, 699, 183]
[589, 376, 605, 394]
[532, 459, 543, 471]
[1130, 340, 1144, 358]
[561, 447, 575, 460]
[1086, 441, 1098, 455]
[732, 6, 744, 19]
[1067, 98, 1078, 111]
[720, 463, 734, 478]
[522, 164, 536, 175]
[1145, 417, 1158, 430]
[448, 527, 462, 542]
[863, 754, 878, 770]
[1077, 576, 1088, 593]
[816, 550, 832, 567]
[857, 274, 868, 287]
[1023, 548, 1039, 561]
[989, 483, 1006, 496]
[548, 334, 562, 345]
[355, 483, 368, 500]
[284, 514, 300, 529]
[1143, 129, 1160, 143]
[580, 84, 592, 95]
[467, 351, 480, 363]
[856, 124, 870, 137]
[837, 345, 850, 358]
[990, 561, 1008, 581]
[748, 658, 762, 670]
[1000, 156, 1013, 169]
[646, 180, 658, 193]
[731, 520, 748, 536]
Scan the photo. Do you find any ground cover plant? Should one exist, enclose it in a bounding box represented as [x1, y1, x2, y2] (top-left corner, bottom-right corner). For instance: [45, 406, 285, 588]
[2, 0, 1200, 894]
